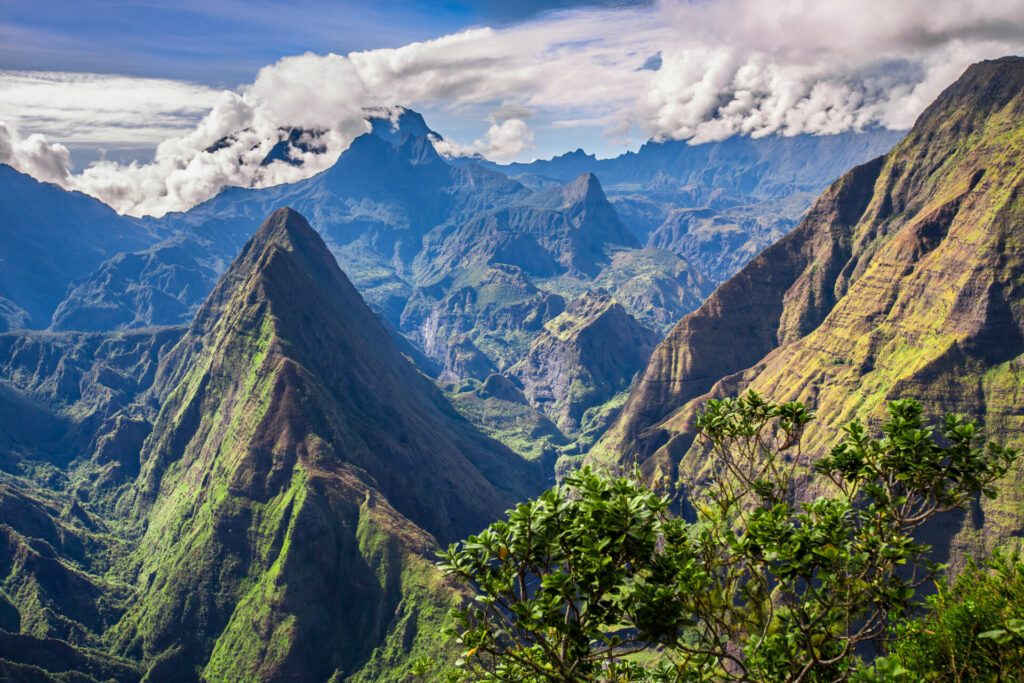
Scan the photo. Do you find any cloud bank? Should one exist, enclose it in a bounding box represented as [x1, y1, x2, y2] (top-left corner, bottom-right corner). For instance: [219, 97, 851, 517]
[1, 0, 1022, 216]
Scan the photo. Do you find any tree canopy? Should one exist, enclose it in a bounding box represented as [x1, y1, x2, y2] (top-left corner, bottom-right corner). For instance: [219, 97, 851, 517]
[438, 394, 1019, 682]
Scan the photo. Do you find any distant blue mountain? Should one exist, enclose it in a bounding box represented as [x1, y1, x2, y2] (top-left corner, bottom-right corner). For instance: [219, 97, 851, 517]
[0, 164, 157, 330]
[2, 110, 905, 392]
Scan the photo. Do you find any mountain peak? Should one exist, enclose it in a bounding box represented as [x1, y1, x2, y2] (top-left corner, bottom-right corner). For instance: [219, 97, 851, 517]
[913, 54, 1024, 133]
[187, 206, 345, 338]
[127, 207, 542, 676]
[561, 171, 606, 206]
[249, 205, 319, 248]
[366, 105, 436, 144]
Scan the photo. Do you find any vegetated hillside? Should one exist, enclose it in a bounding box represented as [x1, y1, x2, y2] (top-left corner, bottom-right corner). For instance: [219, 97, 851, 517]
[590, 56, 1024, 565]
[0, 208, 544, 681]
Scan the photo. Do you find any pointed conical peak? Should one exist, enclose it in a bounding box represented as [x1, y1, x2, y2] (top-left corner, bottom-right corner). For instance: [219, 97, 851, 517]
[235, 206, 339, 282]
[561, 172, 608, 206]
[187, 207, 351, 336]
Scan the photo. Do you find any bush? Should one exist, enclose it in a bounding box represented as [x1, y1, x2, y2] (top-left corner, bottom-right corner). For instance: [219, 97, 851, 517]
[878, 551, 1024, 681]
[439, 394, 1019, 682]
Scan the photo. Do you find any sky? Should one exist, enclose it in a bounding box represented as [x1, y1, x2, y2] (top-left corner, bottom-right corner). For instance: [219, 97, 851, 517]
[1, 0, 1023, 216]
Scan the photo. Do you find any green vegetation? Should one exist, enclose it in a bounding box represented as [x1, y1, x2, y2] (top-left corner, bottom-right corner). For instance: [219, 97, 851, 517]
[876, 551, 1024, 680]
[438, 394, 1019, 681]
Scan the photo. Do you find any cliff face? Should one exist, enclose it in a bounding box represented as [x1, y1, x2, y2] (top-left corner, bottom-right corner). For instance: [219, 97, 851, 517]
[512, 291, 658, 435]
[106, 208, 541, 680]
[591, 57, 1024, 561]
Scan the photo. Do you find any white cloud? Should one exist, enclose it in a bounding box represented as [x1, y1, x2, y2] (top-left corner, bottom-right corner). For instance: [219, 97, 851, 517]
[433, 118, 535, 161]
[0, 122, 71, 184]
[640, 0, 1024, 142]
[1, 0, 1022, 216]
[0, 70, 222, 146]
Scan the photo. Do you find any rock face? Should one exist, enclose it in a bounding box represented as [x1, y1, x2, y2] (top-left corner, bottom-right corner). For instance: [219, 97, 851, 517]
[590, 57, 1024, 564]
[112, 208, 542, 679]
[513, 291, 658, 435]
[0, 164, 156, 331]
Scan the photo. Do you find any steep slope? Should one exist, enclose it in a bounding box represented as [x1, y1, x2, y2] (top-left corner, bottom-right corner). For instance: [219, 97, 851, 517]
[512, 291, 658, 435]
[0, 165, 156, 331]
[591, 57, 1024, 561]
[113, 208, 542, 680]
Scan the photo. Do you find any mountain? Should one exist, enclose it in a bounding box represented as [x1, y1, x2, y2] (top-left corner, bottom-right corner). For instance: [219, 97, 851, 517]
[413, 173, 638, 283]
[0, 327, 182, 475]
[51, 114, 530, 332]
[0, 208, 544, 680]
[512, 290, 658, 436]
[489, 130, 904, 283]
[402, 172, 641, 375]
[14, 107, 903, 459]
[592, 248, 713, 333]
[0, 164, 156, 331]
[589, 57, 1024, 564]
[112, 208, 542, 679]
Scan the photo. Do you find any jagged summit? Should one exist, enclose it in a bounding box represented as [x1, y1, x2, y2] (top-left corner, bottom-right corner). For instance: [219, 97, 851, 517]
[366, 105, 437, 144]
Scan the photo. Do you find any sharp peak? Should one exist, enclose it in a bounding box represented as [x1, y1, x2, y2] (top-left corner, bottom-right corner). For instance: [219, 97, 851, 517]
[562, 171, 607, 204]
[189, 207, 355, 336]
[250, 207, 323, 251]
[240, 207, 344, 284]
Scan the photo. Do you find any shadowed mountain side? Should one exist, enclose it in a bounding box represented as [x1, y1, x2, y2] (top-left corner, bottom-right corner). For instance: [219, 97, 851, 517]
[0, 165, 157, 331]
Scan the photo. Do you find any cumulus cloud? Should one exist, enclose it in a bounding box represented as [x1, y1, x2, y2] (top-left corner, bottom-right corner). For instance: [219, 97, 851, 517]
[1, 0, 1023, 215]
[639, 0, 1024, 142]
[0, 122, 71, 184]
[433, 118, 536, 161]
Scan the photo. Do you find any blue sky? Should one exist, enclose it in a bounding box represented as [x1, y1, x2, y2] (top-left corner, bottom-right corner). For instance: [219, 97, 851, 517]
[1, 0, 1021, 216]
[0, 0, 647, 86]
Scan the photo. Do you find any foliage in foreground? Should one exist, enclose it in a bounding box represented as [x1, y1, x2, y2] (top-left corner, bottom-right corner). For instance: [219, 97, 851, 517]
[437, 394, 1019, 682]
[871, 550, 1024, 681]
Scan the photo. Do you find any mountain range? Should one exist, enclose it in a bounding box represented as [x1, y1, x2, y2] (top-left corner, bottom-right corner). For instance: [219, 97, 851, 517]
[0, 106, 898, 458]
[2, 55, 1021, 681]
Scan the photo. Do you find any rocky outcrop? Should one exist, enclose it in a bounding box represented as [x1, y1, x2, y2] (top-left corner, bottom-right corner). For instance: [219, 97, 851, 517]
[513, 290, 658, 434]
